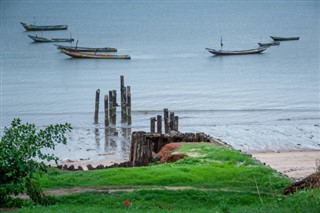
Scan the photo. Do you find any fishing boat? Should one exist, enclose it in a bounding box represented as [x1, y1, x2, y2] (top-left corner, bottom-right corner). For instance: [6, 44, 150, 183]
[258, 41, 280, 47]
[28, 35, 74, 42]
[207, 36, 267, 56]
[61, 49, 131, 59]
[54, 44, 117, 52]
[20, 22, 68, 31]
[270, 36, 300, 41]
[205, 47, 267, 56]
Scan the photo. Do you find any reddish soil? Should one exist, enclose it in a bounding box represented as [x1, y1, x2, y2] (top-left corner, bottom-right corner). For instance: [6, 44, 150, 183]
[156, 143, 188, 163]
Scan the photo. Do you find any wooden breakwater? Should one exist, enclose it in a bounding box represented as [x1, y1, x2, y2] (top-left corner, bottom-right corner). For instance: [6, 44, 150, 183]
[58, 132, 228, 171]
[130, 131, 229, 166]
[93, 75, 131, 127]
[130, 108, 230, 166]
[57, 128, 230, 171]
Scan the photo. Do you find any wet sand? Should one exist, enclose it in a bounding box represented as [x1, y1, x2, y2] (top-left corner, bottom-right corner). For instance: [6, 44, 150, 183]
[250, 151, 320, 179]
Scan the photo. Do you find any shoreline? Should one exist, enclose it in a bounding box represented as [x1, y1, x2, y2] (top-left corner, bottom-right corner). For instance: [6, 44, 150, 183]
[56, 147, 320, 180]
[249, 150, 320, 180]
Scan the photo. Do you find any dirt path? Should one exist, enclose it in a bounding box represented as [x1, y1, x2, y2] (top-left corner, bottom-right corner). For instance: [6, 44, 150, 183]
[44, 186, 198, 196]
[17, 186, 260, 199]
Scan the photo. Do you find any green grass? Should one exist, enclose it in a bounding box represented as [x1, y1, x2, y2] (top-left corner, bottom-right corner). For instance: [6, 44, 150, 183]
[12, 143, 320, 212]
[40, 143, 289, 193]
[15, 189, 320, 213]
[15, 190, 266, 212]
[41, 163, 284, 192]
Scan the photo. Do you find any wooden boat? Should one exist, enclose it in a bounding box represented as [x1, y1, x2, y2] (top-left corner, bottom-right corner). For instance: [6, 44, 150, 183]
[28, 35, 74, 42]
[61, 49, 131, 59]
[258, 41, 280, 47]
[54, 44, 117, 52]
[205, 47, 267, 56]
[20, 22, 68, 31]
[270, 36, 300, 41]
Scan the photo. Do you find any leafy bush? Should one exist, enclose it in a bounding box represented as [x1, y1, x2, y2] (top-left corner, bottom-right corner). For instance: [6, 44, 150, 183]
[0, 118, 72, 207]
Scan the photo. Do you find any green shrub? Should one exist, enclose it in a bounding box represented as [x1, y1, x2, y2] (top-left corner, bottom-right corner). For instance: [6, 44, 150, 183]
[0, 118, 72, 207]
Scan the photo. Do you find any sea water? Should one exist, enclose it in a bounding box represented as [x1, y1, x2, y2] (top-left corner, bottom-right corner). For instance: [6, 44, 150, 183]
[1, 1, 319, 162]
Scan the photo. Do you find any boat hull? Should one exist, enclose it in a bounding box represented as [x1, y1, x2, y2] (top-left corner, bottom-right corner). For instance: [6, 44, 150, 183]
[28, 35, 74, 42]
[258, 41, 280, 47]
[61, 49, 131, 59]
[55, 44, 117, 52]
[270, 36, 299, 41]
[21, 22, 68, 31]
[205, 47, 267, 56]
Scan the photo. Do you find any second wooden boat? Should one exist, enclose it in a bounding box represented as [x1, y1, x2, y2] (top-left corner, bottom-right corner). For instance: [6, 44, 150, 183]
[54, 44, 117, 52]
[205, 47, 267, 56]
[61, 49, 131, 59]
[28, 35, 74, 42]
[21, 22, 68, 31]
[258, 41, 280, 47]
[270, 36, 300, 41]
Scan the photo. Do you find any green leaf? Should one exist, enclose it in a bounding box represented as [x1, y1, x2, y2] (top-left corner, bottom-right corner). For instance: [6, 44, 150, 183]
[0, 118, 72, 207]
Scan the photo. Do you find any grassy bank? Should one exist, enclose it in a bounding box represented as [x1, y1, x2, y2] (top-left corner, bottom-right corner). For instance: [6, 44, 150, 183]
[15, 143, 320, 212]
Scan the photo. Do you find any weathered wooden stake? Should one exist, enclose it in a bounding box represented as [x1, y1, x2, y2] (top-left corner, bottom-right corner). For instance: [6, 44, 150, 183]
[173, 116, 179, 132]
[150, 117, 156, 133]
[169, 111, 175, 131]
[112, 90, 117, 125]
[126, 86, 132, 125]
[109, 90, 113, 124]
[112, 90, 117, 107]
[157, 115, 162, 134]
[120, 75, 125, 102]
[164, 108, 169, 133]
[104, 95, 109, 127]
[94, 89, 100, 124]
[121, 87, 127, 123]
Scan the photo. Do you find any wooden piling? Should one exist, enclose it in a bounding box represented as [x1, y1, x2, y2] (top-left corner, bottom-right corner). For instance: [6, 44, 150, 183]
[173, 116, 179, 132]
[150, 117, 156, 133]
[94, 89, 100, 124]
[112, 90, 117, 107]
[127, 86, 132, 125]
[112, 90, 117, 125]
[104, 95, 109, 127]
[164, 108, 169, 133]
[109, 90, 113, 124]
[157, 115, 162, 134]
[120, 75, 125, 102]
[121, 87, 127, 123]
[169, 112, 175, 130]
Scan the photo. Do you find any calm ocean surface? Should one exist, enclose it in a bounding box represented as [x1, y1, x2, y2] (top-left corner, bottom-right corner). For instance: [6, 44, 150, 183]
[1, 1, 319, 162]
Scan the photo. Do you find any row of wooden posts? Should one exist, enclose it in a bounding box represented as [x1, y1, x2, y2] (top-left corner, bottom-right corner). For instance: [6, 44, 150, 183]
[150, 108, 179, 134]
[94, 76, 131, 126]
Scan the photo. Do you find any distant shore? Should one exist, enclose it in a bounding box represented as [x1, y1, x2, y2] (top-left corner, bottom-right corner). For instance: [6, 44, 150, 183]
[249, 150, 320, 180]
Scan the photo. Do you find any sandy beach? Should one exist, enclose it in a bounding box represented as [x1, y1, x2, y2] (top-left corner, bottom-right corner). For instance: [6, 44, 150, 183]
[250, 150, 320, 180]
